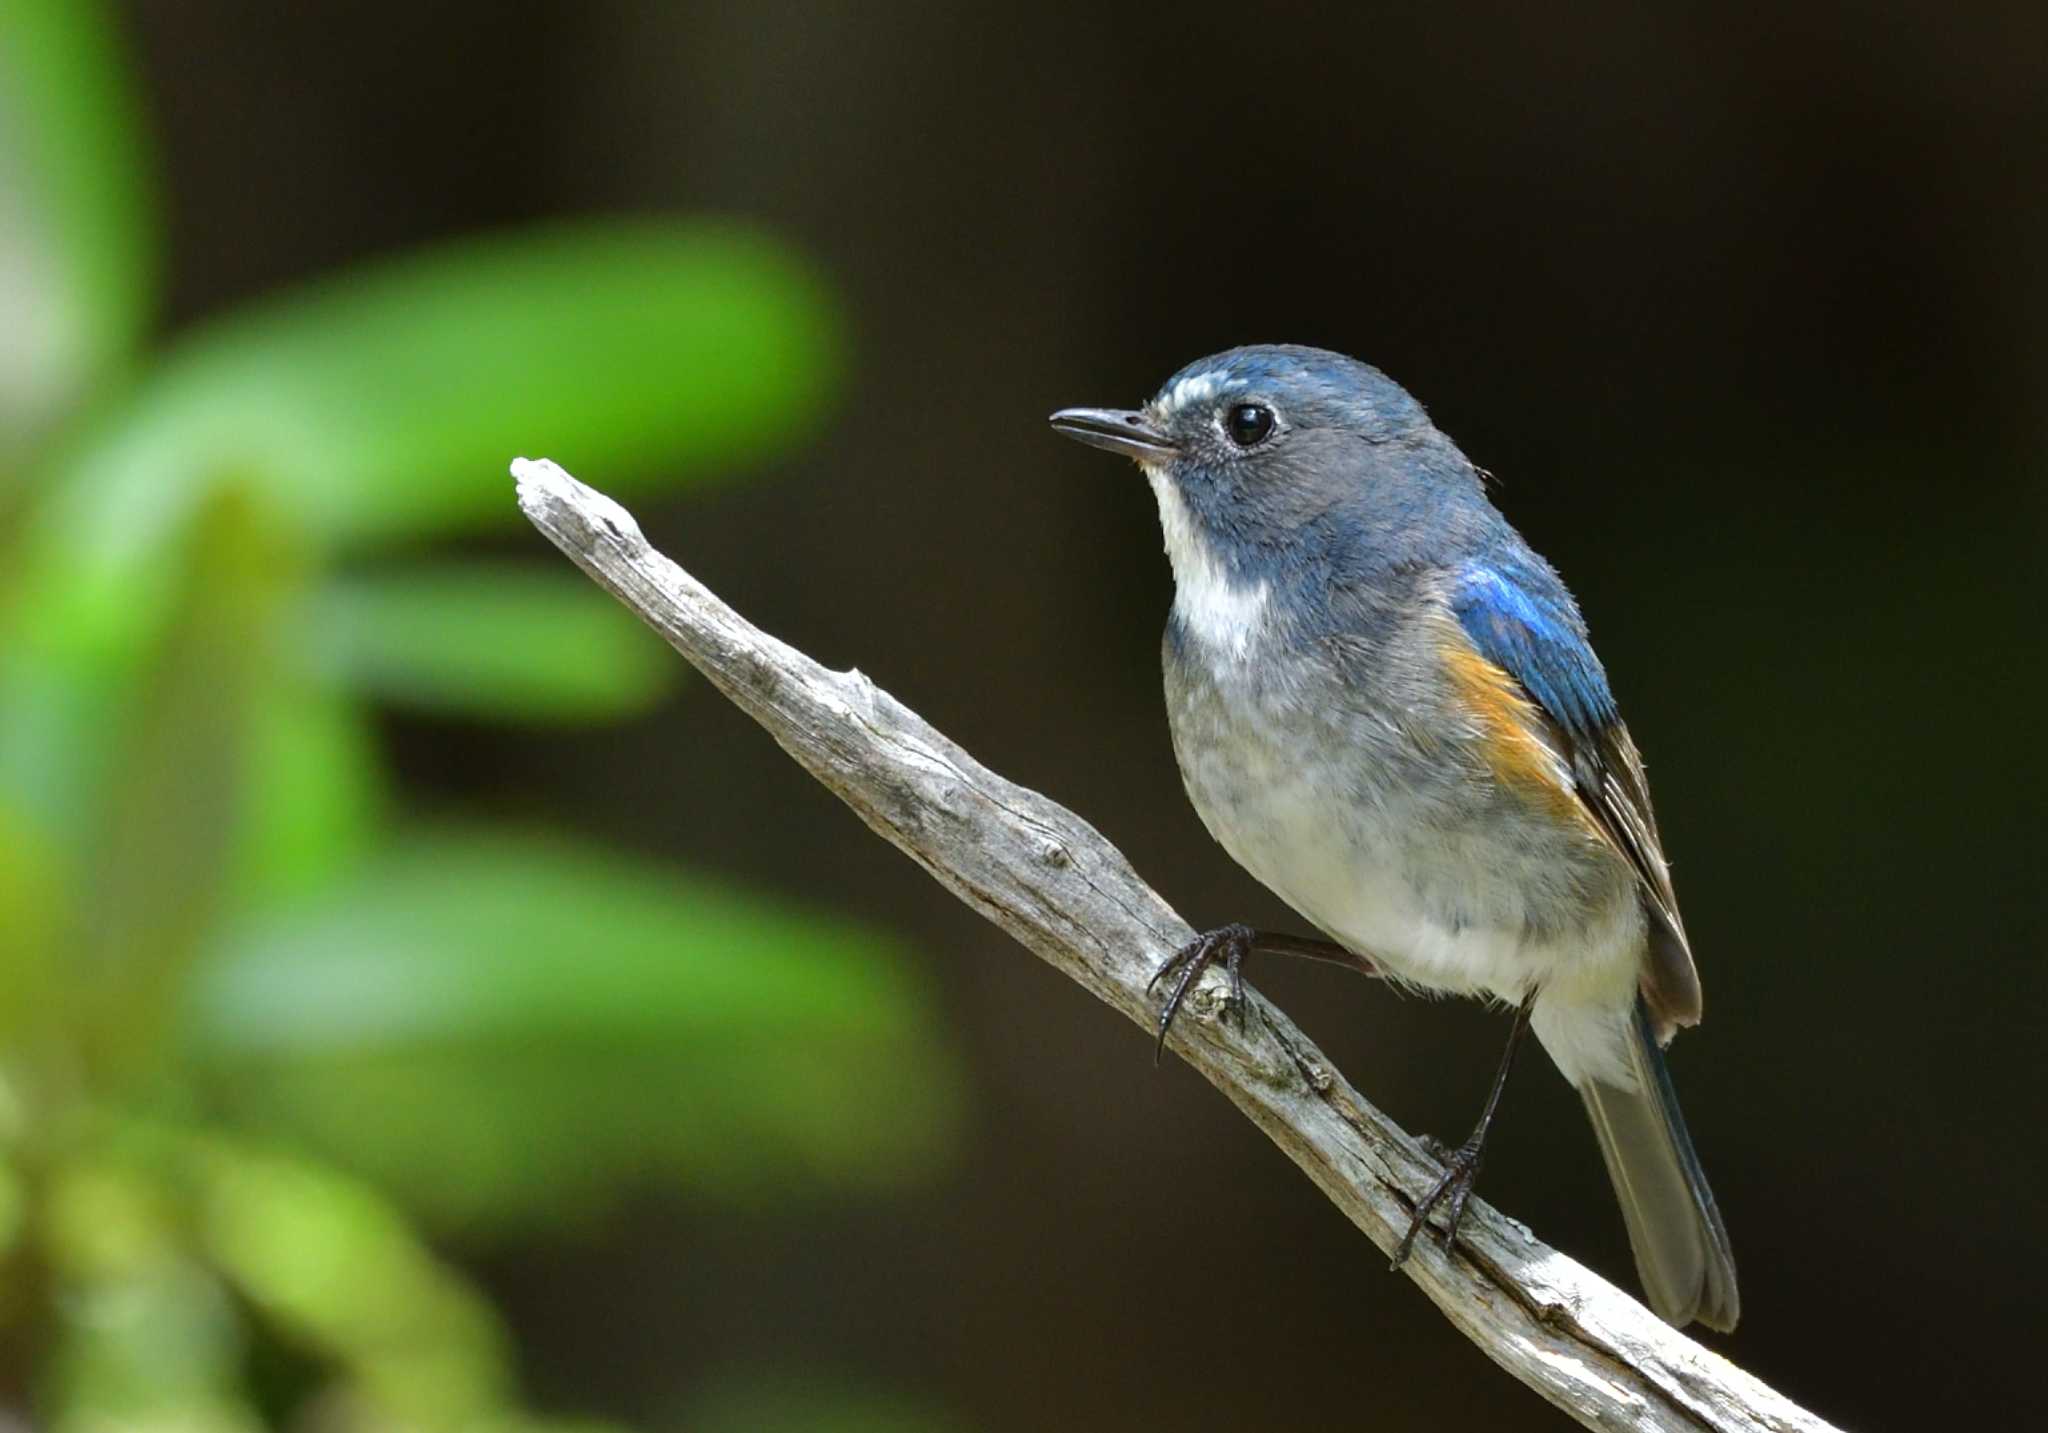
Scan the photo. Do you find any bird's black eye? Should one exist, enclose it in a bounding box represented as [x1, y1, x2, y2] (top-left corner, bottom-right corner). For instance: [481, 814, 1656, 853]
[1225, 403, 1275, 448]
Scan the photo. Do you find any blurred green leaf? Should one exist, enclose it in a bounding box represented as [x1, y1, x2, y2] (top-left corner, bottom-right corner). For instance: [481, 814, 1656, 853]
[41, 1148, 180, 1282]
[42, 1151, 262, 1433]
[45, 1258, 263, 1433]
[0, 629, 122, 870]
[0, 519, 182, 880]
[0, 806, 64, 1039]
[40, 219, 839, 564]
[0, 1161, 25, 1259]
[187, 829, 961, 1229]
[306, 563, 676, 722]
[226, 678, 389, 915]
[0, 0, 158, 451]
[1, 217, 832, 872]
[35, 1124, 609, 1433]
[196, 1140, 517, 1427]
[0, 497, 369, 955]
[78, 487, 296, 1084]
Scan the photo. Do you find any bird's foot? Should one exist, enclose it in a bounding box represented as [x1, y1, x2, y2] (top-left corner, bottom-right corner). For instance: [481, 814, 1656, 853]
[1391, 1133, 1487, 1268]
[1146, 922, 1257, 1062]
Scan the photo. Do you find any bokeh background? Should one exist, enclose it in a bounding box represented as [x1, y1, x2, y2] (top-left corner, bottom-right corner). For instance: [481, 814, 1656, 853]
[3, 3, 2043, 1429]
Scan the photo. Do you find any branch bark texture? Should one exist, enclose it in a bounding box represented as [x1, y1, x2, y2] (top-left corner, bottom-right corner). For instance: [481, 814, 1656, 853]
[513, 457, 1838, 1433]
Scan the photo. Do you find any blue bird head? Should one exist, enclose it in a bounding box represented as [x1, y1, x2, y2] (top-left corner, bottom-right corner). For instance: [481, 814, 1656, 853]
[1051, 344, 1488, 583]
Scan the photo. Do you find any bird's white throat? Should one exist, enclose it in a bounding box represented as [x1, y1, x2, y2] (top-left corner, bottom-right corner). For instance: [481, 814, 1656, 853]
[1144, 467, 1272, 662]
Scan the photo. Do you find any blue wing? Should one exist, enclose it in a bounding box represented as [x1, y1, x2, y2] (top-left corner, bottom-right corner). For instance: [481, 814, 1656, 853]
[1449, 555, 1702, 1034]
[1449, 557, 1617, 743]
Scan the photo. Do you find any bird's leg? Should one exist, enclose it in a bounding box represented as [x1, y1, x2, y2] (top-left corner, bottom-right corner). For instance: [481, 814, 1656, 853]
[1392, 990, 1538, 1268]
[1146, 923, 1379, 1063]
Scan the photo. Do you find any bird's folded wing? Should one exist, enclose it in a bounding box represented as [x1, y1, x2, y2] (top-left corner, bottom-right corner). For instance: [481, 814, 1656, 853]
[1448, 560, 1703, 1036]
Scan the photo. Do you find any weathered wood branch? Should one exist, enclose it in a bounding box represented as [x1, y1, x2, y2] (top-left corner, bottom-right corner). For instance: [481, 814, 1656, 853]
[513, 456, 1837, 1433]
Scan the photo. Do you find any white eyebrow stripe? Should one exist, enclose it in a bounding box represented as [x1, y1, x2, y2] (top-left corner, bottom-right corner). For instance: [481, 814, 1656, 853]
[1162, 369, 1242, 413]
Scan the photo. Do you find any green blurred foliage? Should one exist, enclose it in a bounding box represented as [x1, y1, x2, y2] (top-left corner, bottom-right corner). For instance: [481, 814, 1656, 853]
[0, 0, 157, 462]
[0, 8, 959, 1431]
[191, 832, 960, 1229]
[305, 566, 677, 722]
[34, 217, 836, 553]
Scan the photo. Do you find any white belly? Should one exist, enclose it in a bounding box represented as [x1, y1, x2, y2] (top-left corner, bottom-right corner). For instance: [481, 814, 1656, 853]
[1173, 702, 1646, 1090]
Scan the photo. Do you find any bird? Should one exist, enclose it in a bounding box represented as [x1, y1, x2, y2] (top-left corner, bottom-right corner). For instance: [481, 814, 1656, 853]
[1049, 344, 1739, 1331]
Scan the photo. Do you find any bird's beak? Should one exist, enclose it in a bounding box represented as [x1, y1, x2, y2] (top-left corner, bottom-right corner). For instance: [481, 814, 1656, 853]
[1048, 407, 1179, 462]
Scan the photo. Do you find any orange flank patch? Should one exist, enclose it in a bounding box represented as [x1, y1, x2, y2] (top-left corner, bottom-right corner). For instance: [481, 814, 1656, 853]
[1438, 639, 1598, 832]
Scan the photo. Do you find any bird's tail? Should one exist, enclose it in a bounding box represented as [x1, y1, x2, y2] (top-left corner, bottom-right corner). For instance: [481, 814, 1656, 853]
[1577, 999, 1740, 1331]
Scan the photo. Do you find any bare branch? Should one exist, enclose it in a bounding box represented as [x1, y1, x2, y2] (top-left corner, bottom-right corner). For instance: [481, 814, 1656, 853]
[513, 457, 1838, 1433]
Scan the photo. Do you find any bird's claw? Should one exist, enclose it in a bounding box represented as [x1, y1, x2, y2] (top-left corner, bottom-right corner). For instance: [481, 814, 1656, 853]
[1391, 1135, 1487, 1269]
[1147, 922, 1256, 1064]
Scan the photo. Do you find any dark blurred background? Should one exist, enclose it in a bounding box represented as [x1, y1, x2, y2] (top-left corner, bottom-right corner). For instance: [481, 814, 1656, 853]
[4, 3, 2045, 1429]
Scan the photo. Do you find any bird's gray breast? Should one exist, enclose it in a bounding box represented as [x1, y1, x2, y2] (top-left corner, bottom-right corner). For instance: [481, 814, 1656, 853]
[1162, 601, 1636, 1006]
